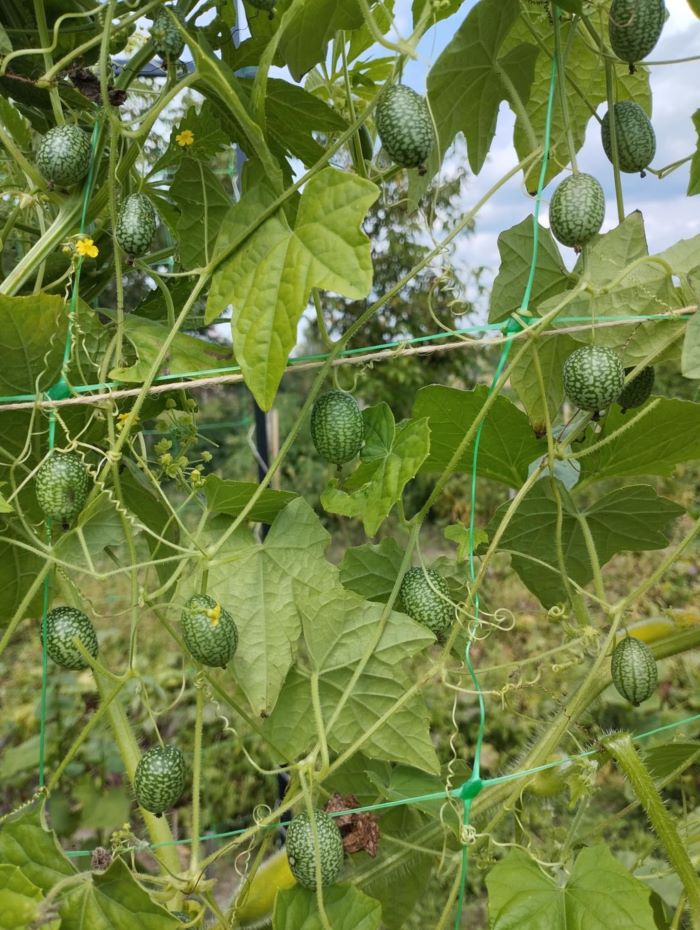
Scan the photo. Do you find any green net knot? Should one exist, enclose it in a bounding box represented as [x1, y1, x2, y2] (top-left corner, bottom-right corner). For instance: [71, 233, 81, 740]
[46, 377, 71, 401]
[457, 776, 484, 800]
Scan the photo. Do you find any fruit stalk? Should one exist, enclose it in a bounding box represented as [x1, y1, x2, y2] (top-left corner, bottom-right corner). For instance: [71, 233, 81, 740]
[603, 733, 700, 929]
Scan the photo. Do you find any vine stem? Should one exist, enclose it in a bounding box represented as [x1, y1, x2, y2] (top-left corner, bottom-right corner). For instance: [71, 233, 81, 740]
[92, 667, 182, 882]
[31, 0, 64, 125]
[552, 4, 578, 172]
[190, 680, 205, 872]
[603, 733, 700, 929]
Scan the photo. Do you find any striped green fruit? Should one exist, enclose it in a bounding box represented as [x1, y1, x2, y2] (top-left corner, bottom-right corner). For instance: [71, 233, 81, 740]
[181, 594, 238, 668]
[43, 606, 98, 670]
[134, 745, 187, 815]
[563, 346, 625, 412]
[310, 391, 364, 465]
[618, 366, 655, 411]
[35, 451, 90, 524]
[116, 193, 158, 257]
[376, 84, 433, 172]
[286, 810, 344, 890]
[601, 102, 656, 173]
[609, 0, 665, 67]
[37, 125, 91, 187]
[549, 173, 606, 249]
[398, 567, 454, 637]
[611, 636, 658, 705]
[151, 8, 185, 59]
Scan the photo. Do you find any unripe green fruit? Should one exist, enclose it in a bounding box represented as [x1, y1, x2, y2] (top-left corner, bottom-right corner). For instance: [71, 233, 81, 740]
[151, 8, 185, 59]
[116, 193, 158, 257]
[134, 745, 187, 815]
[549, 173, 605, 249]
[611, 636, 658, 705]
[43, 606, 98, 670]
[601, 102, 656, 173]
[181, 594, 238, 668]
[310, 391, 364, 465]
[609, 0, 665, 67]
[376, 84, 433, 172]
[618, 366, 655, 411]
[358, 124, 374, 161]
[398, 567, 454, 637]
[37, 125, 91, 188]
[285, 810, 344, 890]
[562, 346, 625, 412]
[35, 451, 91, 524]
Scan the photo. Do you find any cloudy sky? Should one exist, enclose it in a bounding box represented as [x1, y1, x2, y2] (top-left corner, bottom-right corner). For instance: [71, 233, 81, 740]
[393, 0, 700, 283]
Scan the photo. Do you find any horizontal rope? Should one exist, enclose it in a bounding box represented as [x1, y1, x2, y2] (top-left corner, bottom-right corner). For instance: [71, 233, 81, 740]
[0, 307, 693, 414]
[60, 711, 700, 860]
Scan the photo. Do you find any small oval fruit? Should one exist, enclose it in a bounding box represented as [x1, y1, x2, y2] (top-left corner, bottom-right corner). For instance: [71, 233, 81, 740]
[609, 0, 665, 68]
[43, 606, 98, 670]
[618, 366, 655, 411]
[286, 810, 344, 890]
[549, 173, 606, 249]
[601, 101, 656, 173]
[37, 125, 91, 188]
[181, 594, 238, 668]
[134, 745, 187, 815]
[611, 635, 658, 705]
[310, 391, 364, 465]
[376, 84, 433, 172]
[116, 193, 158, 257]
[562, 346, 625, 412]
[35, 451, 90, 524]
[358, 124, 374, 161]
[150, 8, 185, 59]
[398, 567, 454, 637]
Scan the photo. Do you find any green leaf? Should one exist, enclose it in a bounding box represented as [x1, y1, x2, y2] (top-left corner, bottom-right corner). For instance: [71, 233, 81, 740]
[264, 79, 347, 167]
[413, 385, 543, 487]
[54, 493, 124, 573]
[170, 159, 233, 269]
[510, 332, 579, 433]
[0, 98, 31, 149]
[277, 0, 365, 82]
[0, 294, 65, 395]
[688, 0, 700, 17]
[360, 403, 395, 462]
[339, 537, 405, 602]
[0, 865, 43, 930]
[643, 742, 700, 780]
[204, 476, 297, 523]
[681, 271, 700, 378]
[197, 499, 335, 716]
[426, 0, 530, 175]
[444, 524, 488, 561]
[689, 109, 700, 195]
[61, 858, 180, 930]
[491, 481, 684, 607]
[508, 11, 651, 188]
[322, 416, 430, 536]
[207, 168, 378, 409]
[0, 532, 43, 627]
[487, 845, 658, 929]
[73, 781, 131, 832]
[489, 218, 571, 323]
[273, 884, 381, 930]
[552, 0, 582, 11]
[0, 803, 75, 894]
[580, 399, 700, 481]
[264, 583, 439, 773]
[104, 312, 232, 382]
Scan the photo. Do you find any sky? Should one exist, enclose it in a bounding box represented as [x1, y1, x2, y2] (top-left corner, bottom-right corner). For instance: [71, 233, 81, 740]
[392, 0, 700, 284]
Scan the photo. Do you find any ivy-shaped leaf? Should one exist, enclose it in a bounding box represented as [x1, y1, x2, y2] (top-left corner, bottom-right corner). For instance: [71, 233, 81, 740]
[689, 108, 700, 195]
[207, 168, 378, 409]
[273, 884, 381, 930]
[321, 413, 430, 536]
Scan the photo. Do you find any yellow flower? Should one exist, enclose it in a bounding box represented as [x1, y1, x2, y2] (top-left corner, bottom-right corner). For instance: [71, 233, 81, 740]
[176, 129, 194, 147]
[75, 237, 99, 258]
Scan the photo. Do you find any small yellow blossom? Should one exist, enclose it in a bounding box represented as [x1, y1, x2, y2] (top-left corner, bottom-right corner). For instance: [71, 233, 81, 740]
[176, 129, 194, 147]
[75, 237, 99, 258]
[206, 602, 221, 626]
